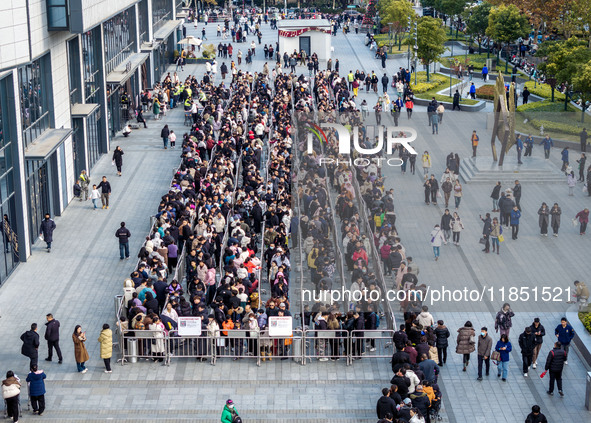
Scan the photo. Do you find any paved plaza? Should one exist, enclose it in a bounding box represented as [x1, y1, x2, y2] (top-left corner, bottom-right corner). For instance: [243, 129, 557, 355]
[0, 19, 590, 423]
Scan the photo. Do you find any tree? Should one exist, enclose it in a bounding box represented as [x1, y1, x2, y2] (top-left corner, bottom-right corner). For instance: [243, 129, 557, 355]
[363, 0, 379, 27]
[486, 4, 530, 71]
[379, 0, 414, 42]
[465, 2, 492, 53]
[573, 59, 591, 122]
[416, 16, 447, 81]
[537, 38, 591, 86]
[440, 0, 468, 34]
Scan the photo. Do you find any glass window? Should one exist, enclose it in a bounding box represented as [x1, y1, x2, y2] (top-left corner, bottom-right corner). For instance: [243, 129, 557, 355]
[82, 28, 101, 103]
[46, 0, 69, 31]
[103, 8, 136, 75]
[138, 0, 149, 44]
[18, 55, 52, 149]
[68, 38, 82, 104]
[153, 0, 172, 33]
[87, 108, 102, 170]
[176, 0, 185, 14]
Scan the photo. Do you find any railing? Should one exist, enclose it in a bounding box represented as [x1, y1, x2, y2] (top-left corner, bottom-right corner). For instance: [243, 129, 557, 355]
[117, 329, 393, 366]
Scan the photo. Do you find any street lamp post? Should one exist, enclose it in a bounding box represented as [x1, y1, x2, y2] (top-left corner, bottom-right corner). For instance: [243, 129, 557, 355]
[407, 16, 412, 70]
[414, 44, 418, 85]
[449, 42, 454, 96]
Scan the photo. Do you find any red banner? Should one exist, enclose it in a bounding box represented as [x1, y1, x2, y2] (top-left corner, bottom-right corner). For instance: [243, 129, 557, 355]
[278, 27, 331, 37]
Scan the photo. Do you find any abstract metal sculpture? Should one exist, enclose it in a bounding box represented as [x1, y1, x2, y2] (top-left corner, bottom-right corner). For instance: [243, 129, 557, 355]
[490, 72, 516, 166]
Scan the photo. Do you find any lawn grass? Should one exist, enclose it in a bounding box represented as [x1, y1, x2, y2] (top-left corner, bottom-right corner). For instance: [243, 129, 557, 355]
[412, 74, 479, 105]
[515, 100, 588, 142]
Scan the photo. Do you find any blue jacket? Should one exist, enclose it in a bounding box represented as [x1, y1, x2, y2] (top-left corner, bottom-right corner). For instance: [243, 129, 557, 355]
[561, 149, 569, 162]
[482, 66, 488, 75]
[555, 323, 575, 345]
[510, 210, 521, 225]
[469, 85, 476, 94]
[495, 340, 512, 362]
[540, 137, 553, 149]
[26, 371, 46, 396]
[516, 137, 523, 150]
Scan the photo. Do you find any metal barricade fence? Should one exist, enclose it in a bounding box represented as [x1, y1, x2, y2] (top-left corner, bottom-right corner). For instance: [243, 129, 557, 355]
[212, 329, 261, 365]
[167, 330, 213, 365]
[120, 330, 168, 365]
[349, 330, 395, 364]
[304, 329, 349, 364]
[257, 329, 304, 366]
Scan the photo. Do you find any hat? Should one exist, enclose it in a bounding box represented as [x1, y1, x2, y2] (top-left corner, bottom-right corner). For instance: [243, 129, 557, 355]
[279, 303, 286, 308]
[208, 314, 214, 319]
[226, 399, 234, 405]
[403, 398, 412, 405]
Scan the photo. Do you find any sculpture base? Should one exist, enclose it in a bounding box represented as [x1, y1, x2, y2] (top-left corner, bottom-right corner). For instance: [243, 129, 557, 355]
[459, 156, 566, 184]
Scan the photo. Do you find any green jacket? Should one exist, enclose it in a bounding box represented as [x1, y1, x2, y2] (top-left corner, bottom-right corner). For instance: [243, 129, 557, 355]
[221, 405, 238, 423]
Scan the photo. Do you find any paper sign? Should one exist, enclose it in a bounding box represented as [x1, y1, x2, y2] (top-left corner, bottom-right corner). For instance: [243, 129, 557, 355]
[268, 316, 293, 337]
[178, 317, 202, 336]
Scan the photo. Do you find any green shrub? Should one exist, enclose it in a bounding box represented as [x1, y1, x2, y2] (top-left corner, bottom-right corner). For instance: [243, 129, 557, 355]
[527, 119, 584, 136]
[201, 44, 216, 60]
[580, 312, 591, 334]
[516, 100, 578, 113]
[524, 81, 566, 100]
[475, 85, 495, 100]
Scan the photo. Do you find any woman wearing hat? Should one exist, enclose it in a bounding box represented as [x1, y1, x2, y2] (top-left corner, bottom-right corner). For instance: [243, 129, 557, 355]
[221, 399, 240, 423]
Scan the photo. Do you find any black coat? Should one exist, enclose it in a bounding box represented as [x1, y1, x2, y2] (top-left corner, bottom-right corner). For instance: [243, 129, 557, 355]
[391, 351, 410, 372]
[410, 392, 430, 417]
[518, 332, 535, 355]
[529, 323, 546, 345]
[389, 374, 410, 398]
[393, 330, 408, 349]
[44, 319, 60, 342]
[40, 219, 56, 243]
[544, 347, 566, 372]
[113, 149, 124, 166]
[115, 227, 131, 244]
[161, 127, 170, 138]
[376, 396, 397, 419]
[491, 185, 501, 200]
[434, 325, 450, 348]
[21, 330, 40, 358]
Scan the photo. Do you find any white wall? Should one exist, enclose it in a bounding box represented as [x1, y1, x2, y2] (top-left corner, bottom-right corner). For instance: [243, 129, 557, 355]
[81, 0, 139, 32]
[0, 0, 31, 71]
[279, 31, 331, 62]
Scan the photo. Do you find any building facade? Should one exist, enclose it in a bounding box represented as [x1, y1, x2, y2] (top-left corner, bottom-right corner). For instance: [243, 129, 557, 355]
[0, 0, 185, 280]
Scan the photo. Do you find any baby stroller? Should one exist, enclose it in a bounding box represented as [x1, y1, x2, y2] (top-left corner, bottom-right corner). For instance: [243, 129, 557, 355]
[427, 381, 443, 421]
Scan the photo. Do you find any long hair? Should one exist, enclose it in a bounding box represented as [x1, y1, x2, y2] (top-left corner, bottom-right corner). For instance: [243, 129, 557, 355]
[73, 325, 81, 336]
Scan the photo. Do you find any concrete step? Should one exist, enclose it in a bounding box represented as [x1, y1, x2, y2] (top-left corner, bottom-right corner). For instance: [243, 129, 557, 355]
[460, 156, 566, 184]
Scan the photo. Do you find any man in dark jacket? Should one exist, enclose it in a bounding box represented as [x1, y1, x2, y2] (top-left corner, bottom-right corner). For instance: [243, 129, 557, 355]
[518, 326, 535, 377]
[21, 323, 40, 370]
[544, 341, 566, 396]
[418, 353, 438, 383]
[390, 368, 410, 399]
[393, 324, 408, 350]
[490, 181, 502, 212]
[97, 176, 112, 209]
[440, 208, 453, 239]
[115, 222, 132, 260]
[477, 327, 492, 380]
[44, 314, 62, 363]
[555, 317, 575, 361]
[391, 347, 411, 373]
[499, 193, 515, 227]
[513, 180, 522, 210]
[525, 405, 548, 423]
[480, 213, 492, 253]
[40, 214, 56, 252]
[376, 387, 397, 419]
[409, 385, 430, 422]
[530, 317, 546, 369]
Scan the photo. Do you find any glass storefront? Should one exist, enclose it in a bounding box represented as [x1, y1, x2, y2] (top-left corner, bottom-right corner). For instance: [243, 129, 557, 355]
[0, 77, 20, 277]
[87, 108, 102, 170]
[68, 38, 82, 104]
[18, 55, 52, 149]
[71, 118, 85, 177]
[103, 8, 136, 75]
[82, 28, 102, 104]
[25, 159, 50, 247]
[154, 34, 174, 84]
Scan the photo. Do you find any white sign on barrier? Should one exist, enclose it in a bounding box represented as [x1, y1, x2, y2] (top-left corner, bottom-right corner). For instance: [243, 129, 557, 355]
[268, 316, 293, 337]
[178, 317, 202, 336]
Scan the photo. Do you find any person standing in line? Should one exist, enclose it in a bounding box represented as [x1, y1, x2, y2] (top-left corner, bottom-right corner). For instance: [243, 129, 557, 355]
[575, 208, 589, 235]
[540, 135, 553, 159]
[510, 206, 521, 240]
[451, 212, 464, 246]
[545, 341, 566, 396]
[44, 313, 63, 363]
[476, 326, 492, 381]
[98, 324, 113, 373]
[456, 321, 475, 372]
[72, 325, 89, 373]
[169, 130, 177, 148]
[538, 202, 550, 236]
[90, 184, 100, 210]
[430, 224, 445, 262]
[26, 365, 46, 415]
[2, 370, 21, 423]
[40, 213, 56, 252]
[440, 209, 452, 241]
[490, 181, 501, 212]
[97, 176, 112, 210]
[554, 318, 575, 363]
[519, 326, 535, 377]
[421, 151, 431, 175]
[577, 153, 586, 182]
[530, 317, 545, 369]
[453, 180, 462, 209]
[160, 124, 170, 149]
[495, 303, 514, 337]
[112, 146, 124, 177]
[115, 222, 131, 260]
[550, 203, 561, 236]
[513, 180, 522, 210]
[434, 320, 450, 366]
[495, 333, 512, 381]
[480, 213, 492, 253]
[471, 131, 479, 157]
[21, 323, 40, 370]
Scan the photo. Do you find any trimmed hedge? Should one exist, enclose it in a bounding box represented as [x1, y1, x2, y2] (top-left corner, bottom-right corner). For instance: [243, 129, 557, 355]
[474, 84, 495, 100]
[516, 100, 578, 113]
[524, 81, 566, 101]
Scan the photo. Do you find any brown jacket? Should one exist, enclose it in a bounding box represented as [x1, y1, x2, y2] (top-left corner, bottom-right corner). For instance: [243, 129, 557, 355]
[72, 333, 90, 363]
[455, 327, 476, 354]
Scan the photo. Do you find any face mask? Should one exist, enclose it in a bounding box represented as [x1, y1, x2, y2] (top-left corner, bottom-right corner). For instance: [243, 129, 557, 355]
[481, 332, 486, 337]
[228, 405, 234, 409]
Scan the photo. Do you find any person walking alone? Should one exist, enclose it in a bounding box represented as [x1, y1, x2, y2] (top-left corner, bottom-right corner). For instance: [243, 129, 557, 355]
[115, 222, 131, 260]
[422, 151, 431, 175]
[451, 212, 464, 246]
[161, 124, 170, 149]
[98, 324, 113, 373]
[112, 146, 124, 177]
[540, 135, 553, 159]
[545, 341, 566, 396]
[471, 131, 479, 157]
[575, 208, 589, 235]
[456, 321, 476, 372]
[519, 326, 535, 377]
[26, 365, 46, 415]
[72, 325, 89, 373]
[97, 176, 112, 209]
[21, 323, 40, 370]
[530, 318, 546, 369]
[495, 334, 512, 381]
[44, 313, 63, 363]
[554, 317, 575, 363]
[480, 213, 492, 253]
[430, 224, 445, 261]
[495, 303, 514, 337]
[510, 206, 521, 240]
[434, 320, 450, 366]
[476, 327, 492, 381]
[40, 213, 56, 252]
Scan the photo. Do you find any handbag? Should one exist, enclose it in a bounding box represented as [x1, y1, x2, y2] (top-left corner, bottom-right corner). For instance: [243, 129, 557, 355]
[498, 234, 504, 242]
[572, 218, 578, 227]
[479, 237, 486, 245]
[490, 350, 501, 364]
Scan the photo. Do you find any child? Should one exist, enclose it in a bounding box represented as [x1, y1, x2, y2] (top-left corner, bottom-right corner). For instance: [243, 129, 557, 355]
[169, 130, 176, 148]
[90, 184, 100, 209]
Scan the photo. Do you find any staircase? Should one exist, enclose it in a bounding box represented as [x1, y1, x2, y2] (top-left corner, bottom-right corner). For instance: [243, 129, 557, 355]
[459, 156, 566, 184]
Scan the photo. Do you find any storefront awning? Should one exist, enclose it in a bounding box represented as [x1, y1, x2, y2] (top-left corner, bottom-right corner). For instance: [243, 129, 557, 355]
[154, 19, 183, 41]
[24, 128, 73, 161]
[106, 53, 149, 85]
[70, 103, 99, 118]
